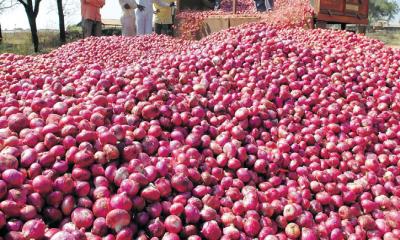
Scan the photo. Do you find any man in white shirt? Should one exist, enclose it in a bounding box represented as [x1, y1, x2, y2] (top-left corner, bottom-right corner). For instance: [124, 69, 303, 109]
[119, 0, 144, 36]
[135, 0, 175, 35]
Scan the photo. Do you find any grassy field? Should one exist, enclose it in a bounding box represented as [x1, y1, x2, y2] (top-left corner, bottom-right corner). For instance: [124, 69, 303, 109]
[0, 26, 123, 55]
[366, 31, 400, 47]
[0, 27, 83, 55]
[1, 31, 60, 55]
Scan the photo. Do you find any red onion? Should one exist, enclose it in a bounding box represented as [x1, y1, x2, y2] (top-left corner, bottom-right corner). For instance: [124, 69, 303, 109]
[164, 215, 182, 234]
[141, 185, 161, 202]
[0, 154, 18, 172]
[32, 175, 53, 194]
[50, 231, 75, 240]
[285, 223, 301, 239]
[71, 208, 94, 229]
[106, 209, 131, 231]
[148, 218, 165, 238]
[8, 113, 29, 133]
[110, 192, 132, 211]
[2, 169, 24, 187]
[91, 217, 108, 236]
[201, 220, 221, 240]
[22, 219, 46, 239]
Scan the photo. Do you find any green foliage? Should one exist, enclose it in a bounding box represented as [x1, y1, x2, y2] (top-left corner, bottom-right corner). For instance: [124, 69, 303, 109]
[367, 31, 400, 46]
[66, 25, 82, 41]
[369, 0, 400, 22]
[102, 28, 122, 36]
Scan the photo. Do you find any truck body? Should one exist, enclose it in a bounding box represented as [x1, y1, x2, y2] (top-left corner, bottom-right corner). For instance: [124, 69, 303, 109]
[311, 0, 369, 25]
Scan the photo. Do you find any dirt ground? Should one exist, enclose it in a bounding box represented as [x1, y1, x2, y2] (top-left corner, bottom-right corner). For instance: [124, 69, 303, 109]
[387, 45, 400, 49]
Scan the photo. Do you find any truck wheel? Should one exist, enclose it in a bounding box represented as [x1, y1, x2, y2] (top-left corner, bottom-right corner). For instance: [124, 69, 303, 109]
[316, 20, 327, 29]
[358, 25, 367, 35]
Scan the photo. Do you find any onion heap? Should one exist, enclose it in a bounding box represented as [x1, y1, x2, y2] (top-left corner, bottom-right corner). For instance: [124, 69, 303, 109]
[176, 0, 313, 39]
[0, 3, 400, 240]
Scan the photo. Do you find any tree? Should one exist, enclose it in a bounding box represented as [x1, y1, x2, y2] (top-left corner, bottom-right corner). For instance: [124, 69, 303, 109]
[56, 0, 66, 43]
[50, 0, 77, 44]
[16, 0, 42, 52]
[369, 0, 400, 22]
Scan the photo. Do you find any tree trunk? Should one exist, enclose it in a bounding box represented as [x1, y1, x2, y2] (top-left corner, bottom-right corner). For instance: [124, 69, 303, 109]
[0, 24, 2, 44]
[26, 10, 39, 52]
[57, 0, 66, 43]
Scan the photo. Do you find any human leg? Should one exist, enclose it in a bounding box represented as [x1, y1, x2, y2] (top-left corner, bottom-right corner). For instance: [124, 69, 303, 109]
[121, 15, 136, 36]
[145, 11, 153, 34]
[136, 10, 145, 35]
[166, 24, 173, 36]
[82, 19, 93, 38]
[155, 23, 162, 34]
[93, 21, 102, 36]
[265, 0, 273, 10]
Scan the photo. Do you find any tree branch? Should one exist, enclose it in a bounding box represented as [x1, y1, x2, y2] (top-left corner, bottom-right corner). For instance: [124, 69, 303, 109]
[33, 0, 41, 17]
[0, 0, 17, 10]
[15, 0, 28, 8]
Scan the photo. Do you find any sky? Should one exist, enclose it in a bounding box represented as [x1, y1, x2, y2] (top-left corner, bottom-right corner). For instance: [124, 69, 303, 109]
[1, 0, 400, 30]
[1, 0, 121, 30]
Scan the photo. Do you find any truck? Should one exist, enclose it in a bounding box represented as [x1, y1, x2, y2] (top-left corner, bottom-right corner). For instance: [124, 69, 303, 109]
[310, 0, 369, 30]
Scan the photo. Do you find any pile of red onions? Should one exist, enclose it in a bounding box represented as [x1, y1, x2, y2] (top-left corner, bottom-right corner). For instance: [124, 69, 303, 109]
[176, 0, 313, 39]
[0, 10, 400, 240]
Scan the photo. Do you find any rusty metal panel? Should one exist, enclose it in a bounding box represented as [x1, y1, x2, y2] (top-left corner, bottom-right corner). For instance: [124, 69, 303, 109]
[357, 0, 369, 17]
[316, 13, 368, 24]
[312, 0, 368, 24]
[345, 3, 359, 12]
[319, 0, 344, 13]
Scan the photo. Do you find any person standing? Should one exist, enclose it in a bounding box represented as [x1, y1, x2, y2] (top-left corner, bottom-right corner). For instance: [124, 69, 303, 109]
[81, 0, 105, 38]
[214, 0, 221, 10]
[119, 0, 144, 36]
[136, 0, 174, 35]
[265, 0, 274, 11]
[254, 0, 266, 12]
[153, 0, 175, 36]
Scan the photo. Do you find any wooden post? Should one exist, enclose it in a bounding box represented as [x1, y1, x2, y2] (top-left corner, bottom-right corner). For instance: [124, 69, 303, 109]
[233, 0, 237, 14]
